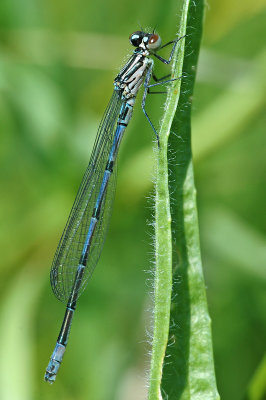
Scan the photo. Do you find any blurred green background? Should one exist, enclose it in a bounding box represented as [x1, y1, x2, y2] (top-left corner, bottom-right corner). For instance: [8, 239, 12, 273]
[0, 0, 266, 399]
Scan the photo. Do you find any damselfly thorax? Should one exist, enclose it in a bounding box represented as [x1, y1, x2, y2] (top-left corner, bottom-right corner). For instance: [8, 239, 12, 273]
[114, 50, 153, 99]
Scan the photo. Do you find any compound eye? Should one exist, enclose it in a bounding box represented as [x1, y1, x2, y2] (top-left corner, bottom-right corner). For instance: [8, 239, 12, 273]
[129, 31, 144, 47]
[147, 34, 162, 50]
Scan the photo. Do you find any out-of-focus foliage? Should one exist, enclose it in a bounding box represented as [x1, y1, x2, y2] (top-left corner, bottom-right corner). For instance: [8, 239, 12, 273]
[0, 0, 265, 399]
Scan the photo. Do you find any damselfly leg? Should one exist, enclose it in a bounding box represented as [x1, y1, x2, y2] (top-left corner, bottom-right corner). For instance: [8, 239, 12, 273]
[141, 35, 186, 146]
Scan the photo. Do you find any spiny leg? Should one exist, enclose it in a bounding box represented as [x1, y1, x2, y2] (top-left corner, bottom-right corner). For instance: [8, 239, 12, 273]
[152, 73, 171, 82]
[142, 72, 185, 145]
[142, 71, 180, 145]
[141, 64, 160, 146]
[153, 34, 186, 65]
[142, 35, 186, 145]
[147, 74, 184, 94]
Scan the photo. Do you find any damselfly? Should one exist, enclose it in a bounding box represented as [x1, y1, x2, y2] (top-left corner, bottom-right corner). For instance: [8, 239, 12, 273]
[44, 30, 184, 383]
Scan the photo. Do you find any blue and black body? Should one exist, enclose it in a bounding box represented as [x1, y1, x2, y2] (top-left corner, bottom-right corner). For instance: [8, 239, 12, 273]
[44, 30, 184, 383]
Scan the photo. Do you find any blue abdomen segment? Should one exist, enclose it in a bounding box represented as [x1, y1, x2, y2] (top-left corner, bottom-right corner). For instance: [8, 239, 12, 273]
[78, 116, 130, 268]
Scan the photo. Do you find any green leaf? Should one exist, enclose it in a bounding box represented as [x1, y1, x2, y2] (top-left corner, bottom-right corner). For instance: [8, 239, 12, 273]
[148, 0, 220, 399]
[0, 264, 45, 400]
[246, 353, 266, 400]
[202, 207, 266, 280]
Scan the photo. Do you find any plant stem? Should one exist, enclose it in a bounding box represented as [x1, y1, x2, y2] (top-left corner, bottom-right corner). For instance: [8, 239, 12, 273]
[148, 0, 220, 399]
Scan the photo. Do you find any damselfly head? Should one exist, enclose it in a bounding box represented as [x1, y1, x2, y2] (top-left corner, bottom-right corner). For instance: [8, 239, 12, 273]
[129, 31, 161, 51]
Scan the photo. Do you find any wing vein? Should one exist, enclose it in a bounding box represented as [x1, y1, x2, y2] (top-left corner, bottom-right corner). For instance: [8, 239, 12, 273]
[50, 90, 122, 302]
